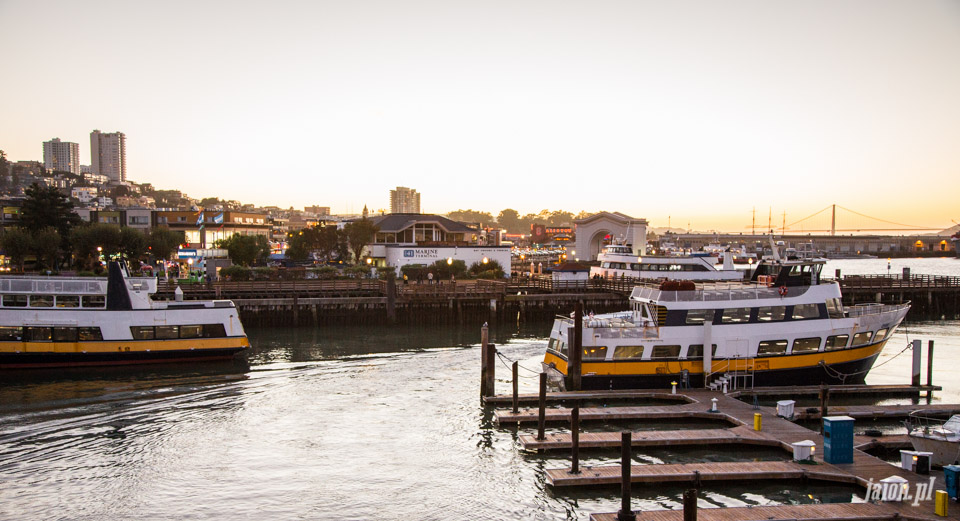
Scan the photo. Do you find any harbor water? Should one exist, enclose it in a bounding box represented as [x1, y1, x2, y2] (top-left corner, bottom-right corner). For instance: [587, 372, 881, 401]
[1, 258, 958, 520]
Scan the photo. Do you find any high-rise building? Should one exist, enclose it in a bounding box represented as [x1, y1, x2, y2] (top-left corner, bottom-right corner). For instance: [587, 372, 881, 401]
[42, 138, 81, 174]
[390, 186, 420, 214]
[90, 130, 126, 182]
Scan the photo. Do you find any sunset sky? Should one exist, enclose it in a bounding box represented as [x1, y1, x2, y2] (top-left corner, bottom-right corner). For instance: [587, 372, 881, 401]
[1, 0, 958, 232]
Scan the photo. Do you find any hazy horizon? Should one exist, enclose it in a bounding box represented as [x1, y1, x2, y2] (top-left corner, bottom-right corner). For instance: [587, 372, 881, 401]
[2, 0, 958, 233]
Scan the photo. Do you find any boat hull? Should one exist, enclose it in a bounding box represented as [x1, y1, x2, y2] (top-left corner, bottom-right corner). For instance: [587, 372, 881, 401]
[908, 435, 960, 467]
[0, 345, 247, 369]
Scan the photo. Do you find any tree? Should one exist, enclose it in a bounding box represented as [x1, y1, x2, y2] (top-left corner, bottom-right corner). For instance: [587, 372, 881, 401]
[148, 227, 185, 263]
[447, 209, 494, 228]
[343, 218, 379, 263]
[1, 228, 33, 272]
[497, 209, 522, 234]
[32, 228, 61, 271]
[70, 224, 122, 270]
[217, 234, 270, 266]
[119, 227, 148, 266]
[548, 210, 575, 226]
[19, 183, 80, 235]
[469, 259, 506, 279]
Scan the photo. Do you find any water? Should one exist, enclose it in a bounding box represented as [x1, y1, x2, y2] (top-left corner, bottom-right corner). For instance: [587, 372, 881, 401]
[1, 258, 957, 520]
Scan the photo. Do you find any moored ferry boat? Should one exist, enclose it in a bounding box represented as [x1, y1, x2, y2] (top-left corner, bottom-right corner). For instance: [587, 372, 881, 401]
[591, 243, 745, 281]
[0, 262, 249, 369]
[544, 256, 910, 389]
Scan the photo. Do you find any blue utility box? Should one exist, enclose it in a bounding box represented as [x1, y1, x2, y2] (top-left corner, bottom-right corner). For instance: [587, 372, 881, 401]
[823, 415, 854, 464]
[944, 465, 960, 499]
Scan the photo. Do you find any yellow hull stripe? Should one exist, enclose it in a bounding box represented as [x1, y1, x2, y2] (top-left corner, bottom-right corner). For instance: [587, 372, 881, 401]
[544, 341, 885, 376]
[0, 336, 250, 354]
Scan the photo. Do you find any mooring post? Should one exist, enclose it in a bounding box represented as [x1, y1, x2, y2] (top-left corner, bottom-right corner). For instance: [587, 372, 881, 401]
[819, 384, 829, 431]
[683, 489, 697, 521]
[480, 323, 492, 399]
[570, 402, 580, 474]
[927, 340, 935, 387]
[512, 361, 519, 413]
[566, 303, 583, 391]
[912, 339, 922, 386]
[386, 276, 396, 323]
[617, 430, 636, 521]
[537, 372, 547, 441]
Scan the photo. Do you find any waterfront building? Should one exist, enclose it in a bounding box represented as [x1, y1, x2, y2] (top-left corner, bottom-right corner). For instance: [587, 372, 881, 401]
[154, 210, 269, 248]
[574, 212, 649, 261]
[71, 187, 98, 204]
[90, 130, 126, 182]
[366, 213, 510, 277]
[389, 187, 420, 214]
[42, 138, 81, 174]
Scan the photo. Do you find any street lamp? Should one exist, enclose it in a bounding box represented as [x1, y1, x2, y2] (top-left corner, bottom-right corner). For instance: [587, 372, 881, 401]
[482, 257, 488, 264]
[366, 257, 373, 265]
[447, 257, 453, 265]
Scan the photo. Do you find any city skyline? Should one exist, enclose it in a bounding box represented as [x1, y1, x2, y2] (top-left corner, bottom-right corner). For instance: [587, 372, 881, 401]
[1, 1, 958, 233]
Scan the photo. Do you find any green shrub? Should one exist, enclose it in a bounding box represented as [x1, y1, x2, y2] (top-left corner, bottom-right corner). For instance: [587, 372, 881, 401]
[220, 265, 250, 281]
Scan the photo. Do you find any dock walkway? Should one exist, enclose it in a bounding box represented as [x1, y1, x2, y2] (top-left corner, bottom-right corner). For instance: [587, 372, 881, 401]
[590, 502, 938, 521]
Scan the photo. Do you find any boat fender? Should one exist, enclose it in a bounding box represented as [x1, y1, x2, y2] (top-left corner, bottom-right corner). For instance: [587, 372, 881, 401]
[778, 286, 788, 297]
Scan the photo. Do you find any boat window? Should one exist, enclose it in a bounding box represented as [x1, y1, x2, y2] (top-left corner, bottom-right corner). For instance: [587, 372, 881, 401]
[720, 308, 751, 324]
[651, 345, 682, 358]
[2, 294, 27, 307]
[180, 325, 202, 339]
[757, 306, 785, 322]
[685, 309, 715, 325]
[583, 346, 608, 360]
[613, 345, 645, 359]
[758, 340, 788, 355]
[875, 328, 888, 342]
[156, 326, 179, 340]
[825, 335, 849, 350]
[24, 327, 52, 342]
[685, 344, 718, 359]
[825, 298, 844, 319]
[131, 326, 155, 340]
[791, 304, 821, 320]
[82, 295, 105, 308]
[0, 326, 22, 341]
[78, 327, 103, 341]
[55, 295, 80, 308]
[852, 331, 873, 346]
[29, 295, 54, 307]
[792, 337, 821, 354]
[53, 327, 78, 342]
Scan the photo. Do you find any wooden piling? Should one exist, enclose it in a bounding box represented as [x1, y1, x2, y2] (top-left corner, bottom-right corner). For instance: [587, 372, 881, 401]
[570, 403, 580, 474]
[386, 276, 396, 322]
[537, 372, 547, 441]
[819, 384, 829, 432]
[683, 489, 697, 521]
[567, 303, 583, 392]
[480, 324, 493, 398]
[912, 339, 922, 386]
[512, 361, 519, 413]
[617, 430, 636, 521]
[927, 340, 935, 387]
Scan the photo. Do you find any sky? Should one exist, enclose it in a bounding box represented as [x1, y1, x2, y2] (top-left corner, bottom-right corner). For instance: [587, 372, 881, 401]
[1, 0, 959, 233]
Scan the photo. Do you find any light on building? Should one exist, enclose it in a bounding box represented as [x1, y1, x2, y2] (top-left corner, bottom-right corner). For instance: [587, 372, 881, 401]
[366, 258, 372, 265]
[447, 257, 453, 265]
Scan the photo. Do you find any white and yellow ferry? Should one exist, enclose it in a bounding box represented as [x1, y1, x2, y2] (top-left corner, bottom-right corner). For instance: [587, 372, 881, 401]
[0, 262, 249, 369]
[544, 256, 910, 389]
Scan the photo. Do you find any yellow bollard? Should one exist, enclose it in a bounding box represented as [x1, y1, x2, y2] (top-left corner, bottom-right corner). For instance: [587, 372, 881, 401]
[935, 490, 948, 517]
[754, 412, 762, 431]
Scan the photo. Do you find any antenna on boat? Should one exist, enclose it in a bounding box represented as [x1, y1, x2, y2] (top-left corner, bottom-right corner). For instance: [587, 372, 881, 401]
[768, 235, 782, 262]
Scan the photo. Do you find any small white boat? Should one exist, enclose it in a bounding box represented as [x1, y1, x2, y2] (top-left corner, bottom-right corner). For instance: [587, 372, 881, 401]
[591, 243, 745, 282]
[908, 415, 960, 467]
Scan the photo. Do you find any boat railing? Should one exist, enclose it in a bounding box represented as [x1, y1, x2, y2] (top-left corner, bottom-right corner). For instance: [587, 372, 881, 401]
[0, 277, 108, 295]
[844, 302, 911, 318]
[630, 282, 814, 302]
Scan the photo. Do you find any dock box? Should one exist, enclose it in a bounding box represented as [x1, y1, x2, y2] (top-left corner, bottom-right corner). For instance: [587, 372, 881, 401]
[944, 465, 960, 499]
[823, 415, 854, 464]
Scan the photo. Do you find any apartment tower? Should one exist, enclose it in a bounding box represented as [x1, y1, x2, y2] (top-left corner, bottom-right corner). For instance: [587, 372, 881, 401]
[389, 186, 420, 214]
[90, 130, 126, 182]
[42, 138, 81, 174]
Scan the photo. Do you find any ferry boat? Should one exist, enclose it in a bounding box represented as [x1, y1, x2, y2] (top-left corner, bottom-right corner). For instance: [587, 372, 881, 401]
[591, 243, 745, 281]
[0, 262, 249, 369]
[543, 255, 911, 389]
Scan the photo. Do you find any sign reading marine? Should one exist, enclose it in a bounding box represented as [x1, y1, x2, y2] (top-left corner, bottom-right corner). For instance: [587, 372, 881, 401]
[403, 249, 439, 259]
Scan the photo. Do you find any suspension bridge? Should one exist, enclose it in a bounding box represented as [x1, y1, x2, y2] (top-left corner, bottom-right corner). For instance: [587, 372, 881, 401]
[747, 205, 951, 235]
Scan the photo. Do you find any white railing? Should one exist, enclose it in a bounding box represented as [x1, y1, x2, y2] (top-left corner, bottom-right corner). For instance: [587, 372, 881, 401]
[630, 282, 814, 303]
[0, 277, 107, 295]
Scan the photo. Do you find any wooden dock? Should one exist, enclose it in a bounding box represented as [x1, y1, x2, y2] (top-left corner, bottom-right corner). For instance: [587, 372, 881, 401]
[547, 460, 855, 487]
[732, 384, 940, 398]
[793, 403, 960, 421]
[496, 388, 960, 519]
[590, 502, 937, 521]
[521, 425, 775, 451]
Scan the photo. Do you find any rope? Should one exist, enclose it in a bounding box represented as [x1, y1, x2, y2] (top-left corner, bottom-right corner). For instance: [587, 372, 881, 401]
[495, 351, 542, 378]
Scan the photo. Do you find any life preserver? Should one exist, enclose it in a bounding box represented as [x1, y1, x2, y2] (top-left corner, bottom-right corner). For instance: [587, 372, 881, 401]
[778, 286, 788, 297]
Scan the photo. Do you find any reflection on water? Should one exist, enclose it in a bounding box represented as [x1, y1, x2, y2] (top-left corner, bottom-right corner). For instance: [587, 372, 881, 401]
[0, 313, 957, 520]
